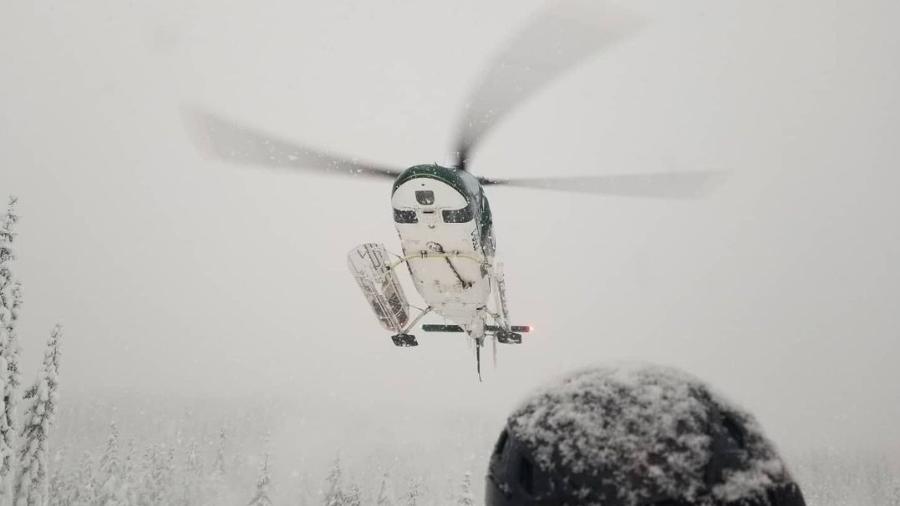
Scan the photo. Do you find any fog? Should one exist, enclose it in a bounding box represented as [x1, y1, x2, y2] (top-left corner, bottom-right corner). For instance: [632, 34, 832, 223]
[2, 0, 899, 503]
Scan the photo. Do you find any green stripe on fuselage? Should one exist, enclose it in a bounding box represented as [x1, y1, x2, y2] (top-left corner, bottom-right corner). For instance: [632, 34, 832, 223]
[391, 164, 479, 199]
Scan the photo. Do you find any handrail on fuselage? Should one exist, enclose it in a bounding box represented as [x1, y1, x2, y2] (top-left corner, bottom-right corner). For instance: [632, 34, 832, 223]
[386, 252, 489, 271]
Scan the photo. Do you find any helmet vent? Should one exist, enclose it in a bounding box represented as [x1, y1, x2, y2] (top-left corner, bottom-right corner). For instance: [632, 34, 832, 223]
[721, 413, 746, 449]
[518, 457, 534, 495]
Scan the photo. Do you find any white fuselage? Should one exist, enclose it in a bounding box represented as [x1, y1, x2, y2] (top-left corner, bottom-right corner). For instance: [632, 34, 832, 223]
[391, 177, 491, 332]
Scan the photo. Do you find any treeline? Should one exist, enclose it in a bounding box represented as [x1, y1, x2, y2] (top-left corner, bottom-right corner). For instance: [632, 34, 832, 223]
[0, 197, 65, 506]
[46, 422, 476, 505]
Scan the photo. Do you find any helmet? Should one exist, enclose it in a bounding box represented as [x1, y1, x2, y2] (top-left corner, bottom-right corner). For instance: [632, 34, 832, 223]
[485, 364, 806, 506]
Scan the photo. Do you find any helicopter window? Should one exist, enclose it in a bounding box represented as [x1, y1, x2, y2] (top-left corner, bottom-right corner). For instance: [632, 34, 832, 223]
[415, 190, 435, 205]
[393, 208, 418, 224]
[442, 202, 474, 223]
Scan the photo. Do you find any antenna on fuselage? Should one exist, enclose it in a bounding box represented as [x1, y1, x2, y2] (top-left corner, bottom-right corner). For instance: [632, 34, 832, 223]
[476, 342, 483, 382]
[492, 337, 497, 370]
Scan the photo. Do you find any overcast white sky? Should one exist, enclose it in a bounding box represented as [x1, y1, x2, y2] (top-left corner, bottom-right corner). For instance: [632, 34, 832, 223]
[2, 0, 899, 460]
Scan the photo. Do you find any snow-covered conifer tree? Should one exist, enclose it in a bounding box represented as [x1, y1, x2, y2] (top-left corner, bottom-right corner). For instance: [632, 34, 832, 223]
[376, 473, 395, 506]
[403, 478, 421, 506]
[0, 197, 22, 502]
[344, 483, 360, 506]
[136, 444, 174, 506]
[185, 440, 201, 477]
[117, 439, 138, 506]
[45, 448, 65, 506]
[213, 428, 227, 477]
[247, 455, 273, 506]
[62, 451, 96, 506]
[323, 457, 345, 506]
[172, 439, 203, 505]
[99, 422, 120, 476]
[95, 421, 122, 506]
[201, 429, 229, 506]
[13, 323, 62, 506]
[455, 472, 474, 506]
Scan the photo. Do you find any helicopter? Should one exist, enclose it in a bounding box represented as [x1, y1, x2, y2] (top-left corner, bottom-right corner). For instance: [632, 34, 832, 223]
[185, 0, 723, 378]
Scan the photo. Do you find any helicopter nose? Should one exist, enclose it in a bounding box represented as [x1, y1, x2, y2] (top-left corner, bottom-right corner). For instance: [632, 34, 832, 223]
[421, 209, 438, 229]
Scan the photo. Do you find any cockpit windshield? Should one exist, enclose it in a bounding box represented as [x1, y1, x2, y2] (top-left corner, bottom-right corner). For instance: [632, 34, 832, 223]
[442, 201, 475, 223]
[393, 208, 418, 224]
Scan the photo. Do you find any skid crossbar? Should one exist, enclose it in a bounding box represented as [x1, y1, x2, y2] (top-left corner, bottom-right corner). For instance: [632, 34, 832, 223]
[387, 252, 488, 271]
[421, 324, 532, 333]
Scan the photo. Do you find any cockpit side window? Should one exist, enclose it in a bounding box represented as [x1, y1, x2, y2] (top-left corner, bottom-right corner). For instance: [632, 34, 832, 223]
[442, 201, 475, 223]
[393, 208, 418, 224]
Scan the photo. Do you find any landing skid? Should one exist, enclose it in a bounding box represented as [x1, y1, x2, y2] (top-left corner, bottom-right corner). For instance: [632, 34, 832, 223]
[348, 243, 530, 380]
[421, 324, 531, 335]
[413, 258, 530, 379]
[389, 306, 433, 348]
[390, 333, 419, 347]
[422, 323, 530, 380]
[495, 330, 522, 344]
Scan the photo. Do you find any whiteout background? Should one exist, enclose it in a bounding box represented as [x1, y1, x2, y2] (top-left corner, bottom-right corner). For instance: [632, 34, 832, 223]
[2, 0, 899, 503]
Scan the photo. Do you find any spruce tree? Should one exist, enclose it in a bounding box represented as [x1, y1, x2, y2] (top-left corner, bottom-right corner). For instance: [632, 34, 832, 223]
[118, 439, 138, 506]
[403, 478, 421, 506]
[323, 457, 345, 506]
[136, 444, 175, 506]
[212, 428, 227, 477]
[376, 473, 395, 506]
[13, 324, 63, 506]
[344, 483, 360, 506]
[185, 440, 201, 477]
[95, 421, 122, 506]
[99, 422, 120, 475]
[247, 455, 273, 506]
[0, 197, 22, 502]
[202, 428, 229, 506]
[65, 451, 97, 506]
[456, 472, 474, 506]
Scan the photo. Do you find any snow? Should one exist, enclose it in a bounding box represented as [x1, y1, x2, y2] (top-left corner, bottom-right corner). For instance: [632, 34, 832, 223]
[506, 363, 791, 505]
[0, 198, 22, 503]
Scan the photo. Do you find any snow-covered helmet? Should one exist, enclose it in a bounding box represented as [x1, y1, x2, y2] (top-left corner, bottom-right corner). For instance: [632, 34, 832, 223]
[485, 364, 806, 506]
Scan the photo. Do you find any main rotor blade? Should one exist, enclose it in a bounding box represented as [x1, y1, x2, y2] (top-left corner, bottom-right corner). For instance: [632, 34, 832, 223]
[479, 171, 726, 199]
[455, 0, 642, 170]
[184, 108, 404, 180]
